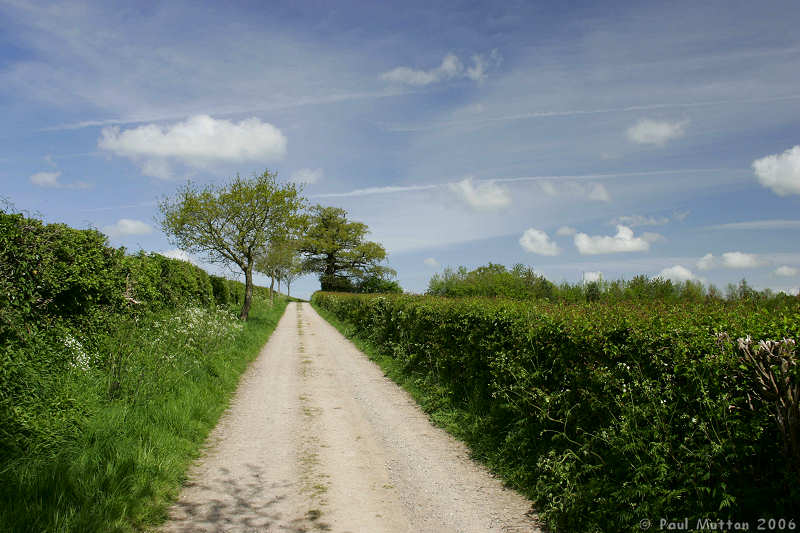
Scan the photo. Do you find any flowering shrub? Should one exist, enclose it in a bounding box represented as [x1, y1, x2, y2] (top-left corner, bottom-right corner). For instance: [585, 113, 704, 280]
[313, 291, 800, 532]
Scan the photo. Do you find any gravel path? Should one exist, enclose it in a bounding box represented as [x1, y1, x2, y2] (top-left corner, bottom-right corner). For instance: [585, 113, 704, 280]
[163, 302, 541, 532]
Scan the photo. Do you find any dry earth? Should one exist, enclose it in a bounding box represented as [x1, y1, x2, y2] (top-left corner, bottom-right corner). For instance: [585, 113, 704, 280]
[162, 302, 542, 533]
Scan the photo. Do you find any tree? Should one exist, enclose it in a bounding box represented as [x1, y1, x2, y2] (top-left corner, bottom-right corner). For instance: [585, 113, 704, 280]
[159, 170, 304, 320]
[299, 205, 395, 291]
[281, 252, 304, 298]
[254, 236, 303, 303]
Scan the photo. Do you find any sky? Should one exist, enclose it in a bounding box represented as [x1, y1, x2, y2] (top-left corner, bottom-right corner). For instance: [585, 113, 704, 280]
[2, 0, 800, 300]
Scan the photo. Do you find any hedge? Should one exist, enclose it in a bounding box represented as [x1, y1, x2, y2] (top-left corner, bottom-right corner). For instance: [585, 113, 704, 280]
[0, 211, 268, 459]
[312, 291, 800, 532]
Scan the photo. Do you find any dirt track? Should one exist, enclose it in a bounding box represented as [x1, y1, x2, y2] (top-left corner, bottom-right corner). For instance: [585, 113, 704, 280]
[163, 302, 541, 532]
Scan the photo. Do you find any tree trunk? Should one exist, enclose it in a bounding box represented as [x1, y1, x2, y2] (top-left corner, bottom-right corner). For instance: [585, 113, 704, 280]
[240, 265, 254, 320]
[287, 280, 291, 298]
[269, 275, 275, 306]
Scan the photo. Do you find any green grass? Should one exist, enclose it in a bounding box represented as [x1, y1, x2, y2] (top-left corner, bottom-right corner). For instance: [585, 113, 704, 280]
[0, 298, 288, 533]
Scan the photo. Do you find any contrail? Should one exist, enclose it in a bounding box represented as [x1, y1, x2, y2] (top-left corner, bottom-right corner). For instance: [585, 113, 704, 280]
[385, 94, 800, 132]
[313, 168, 736, 198]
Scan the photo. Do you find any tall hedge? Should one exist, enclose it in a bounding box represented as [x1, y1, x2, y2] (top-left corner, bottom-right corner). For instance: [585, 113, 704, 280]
[313, 292, 800, 532]
[0, 211, 263, 459]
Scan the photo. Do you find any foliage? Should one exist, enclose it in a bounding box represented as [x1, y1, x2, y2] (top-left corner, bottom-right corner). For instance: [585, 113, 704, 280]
[299, 205, 396, 292]
[313, 291, 800, 532]
[159, 170, 305, 319]
[429, 263, 799, 303]
[0, 299, 287, 532]
[355, 273, 403, 294]
[428, 263, 553, 299]
[1, 207, 287, 531]
[255, 235, 304, 301]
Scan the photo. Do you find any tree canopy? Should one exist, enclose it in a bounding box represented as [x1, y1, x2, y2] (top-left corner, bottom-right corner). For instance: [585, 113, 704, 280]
[159, 170, 304, 320]
[299, 205, 395, 292]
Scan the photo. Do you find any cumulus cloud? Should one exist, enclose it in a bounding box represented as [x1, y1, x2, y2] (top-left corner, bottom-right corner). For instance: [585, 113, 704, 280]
[98, 115, 287, 179]
[752, 145, 800, 196]
[626, 118, 688, 146]
[556, 225, 577, 236]
[519, 228, 561, 256]
[102, 218, 153, 237]
[291, 167, 323, 184]
[658, 265, 698, 283]
[29, 170, 90, 189]
[573, 225, 654, 255]
[449, 177, 511, 211]
[697, 253, 715, 271]
[721, 251, 765, 269]
[380, 51, 500, 86]
[582, 271, 603, 283]
[158, 248, 197, 264]
[774, 265, 798, 277]
[424, 257, 440, 268]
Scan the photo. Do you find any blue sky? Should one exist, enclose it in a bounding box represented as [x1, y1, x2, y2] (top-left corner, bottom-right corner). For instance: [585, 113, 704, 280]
[2, 0, 800, 299]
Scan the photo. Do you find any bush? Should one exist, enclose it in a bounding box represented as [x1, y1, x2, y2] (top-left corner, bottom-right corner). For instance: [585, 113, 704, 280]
[313, 291, 800, 532]
[0, 208, 284, 531]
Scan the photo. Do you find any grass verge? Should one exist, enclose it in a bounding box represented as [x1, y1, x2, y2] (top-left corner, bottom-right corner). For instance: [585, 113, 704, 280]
[0, 298, 288, 533]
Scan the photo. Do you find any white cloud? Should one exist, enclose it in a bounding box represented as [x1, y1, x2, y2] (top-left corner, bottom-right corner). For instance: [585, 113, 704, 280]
[380, 51, 500, 86]
[673, 210, 691, 222]
[641, 232, 664, 244]
[697, 253, 715, 271]
[291, 168, 323, 184]
[775, 265, 798, 277]
[519, 228, 561, 256]
[315, 183, 438, 198]
[29, 171, 61, 187]
[721, 251, 765, 269]
[706, 219, 800, 230]
[98, 115, 287, 179]
[449, 177, 511, 211]
[424, 257, 440, 268]
[539, 181, 559, 197]
[582, 271, 603, 283]
[158, 248, 197, 264]
[29, 170, 90, 189]
[102, 218, 153, 237]
[752, 145, 800, 195]
[658, 265, 698, 283]
[537, 181, 610, 202]
[611, 214, 670, 227]
[556, 225, 577, 236]
[626, 118, 688, 146]
[574, 225, 653, 255]
[587, 183, 610, 202]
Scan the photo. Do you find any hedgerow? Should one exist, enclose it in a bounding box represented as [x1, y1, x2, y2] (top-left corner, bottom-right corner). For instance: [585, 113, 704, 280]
[312, 291, 800, 532]
[1, 210, 285, 531]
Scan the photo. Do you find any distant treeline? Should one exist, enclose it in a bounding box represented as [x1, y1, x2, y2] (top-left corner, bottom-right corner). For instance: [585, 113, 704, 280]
[427, 262, 796, 302]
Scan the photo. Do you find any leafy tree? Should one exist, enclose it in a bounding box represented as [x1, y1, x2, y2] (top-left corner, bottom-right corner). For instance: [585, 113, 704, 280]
[356, 272, 402, 293]
[299, 205, 395, 291]
[159, 170, 304, 320]
[280, 253, 304, 298]
[254, 236, 304, 303]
